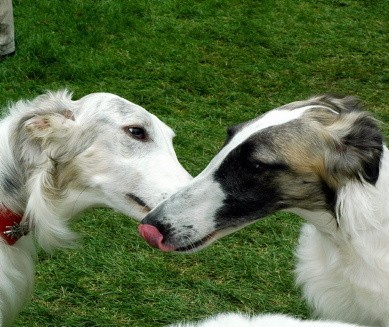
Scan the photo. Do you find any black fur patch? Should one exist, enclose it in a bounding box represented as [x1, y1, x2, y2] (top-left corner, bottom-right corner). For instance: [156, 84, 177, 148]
[213, 123, 339, 229]
[213, 135, 289, 229]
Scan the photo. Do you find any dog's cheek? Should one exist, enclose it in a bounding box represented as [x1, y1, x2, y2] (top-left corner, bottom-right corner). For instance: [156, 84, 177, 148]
[59, 162, 84, 190]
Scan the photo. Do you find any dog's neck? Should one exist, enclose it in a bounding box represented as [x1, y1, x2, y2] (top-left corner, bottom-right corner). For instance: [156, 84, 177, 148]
[336, 147, 389, 232]
[0, 119, 28, 245]
[292, 146, 389, 243]
[0, 118, 27, 213]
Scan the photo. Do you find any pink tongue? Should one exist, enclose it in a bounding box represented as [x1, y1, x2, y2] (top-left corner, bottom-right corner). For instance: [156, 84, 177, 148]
[138, 224, 175, 252]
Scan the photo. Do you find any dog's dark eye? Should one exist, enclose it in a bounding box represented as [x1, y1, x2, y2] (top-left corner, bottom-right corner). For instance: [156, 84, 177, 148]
[250, 159, 288, 172]
[125, 127, 146, 140]
[249, 160, 262, 171]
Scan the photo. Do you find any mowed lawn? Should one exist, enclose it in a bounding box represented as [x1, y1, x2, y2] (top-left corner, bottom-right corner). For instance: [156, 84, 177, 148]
[0, 0, 388, 326]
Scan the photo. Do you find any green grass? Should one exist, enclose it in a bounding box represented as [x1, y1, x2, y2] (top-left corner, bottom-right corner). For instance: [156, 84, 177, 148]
[0, 0, 388, 326]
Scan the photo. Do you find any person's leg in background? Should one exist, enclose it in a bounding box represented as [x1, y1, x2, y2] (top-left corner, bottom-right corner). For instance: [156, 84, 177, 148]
[0, 0, 15, 58]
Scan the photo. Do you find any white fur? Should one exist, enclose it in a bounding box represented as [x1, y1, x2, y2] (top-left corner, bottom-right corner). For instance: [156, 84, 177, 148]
[170, 313, 362, 327]
[0, 90, 191, 325]
[295, 147, 389, 327]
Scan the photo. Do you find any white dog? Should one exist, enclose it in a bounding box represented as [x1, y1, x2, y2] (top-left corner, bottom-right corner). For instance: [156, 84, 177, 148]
[171, 313, 362, 327]
[140, 95, 388, 326]
[0, 90, 191, 326]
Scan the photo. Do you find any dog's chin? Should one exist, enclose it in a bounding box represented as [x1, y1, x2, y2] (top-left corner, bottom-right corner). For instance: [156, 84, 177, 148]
[174, 226, 241, 253]
[174, 232, 218, 253]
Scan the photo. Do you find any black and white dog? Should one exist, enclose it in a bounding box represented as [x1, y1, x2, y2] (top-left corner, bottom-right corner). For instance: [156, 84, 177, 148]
[140, 95, 388, 327]
[0, 90, 191, 326]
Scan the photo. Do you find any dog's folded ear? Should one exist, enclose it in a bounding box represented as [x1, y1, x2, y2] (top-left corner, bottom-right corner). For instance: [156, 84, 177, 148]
[24, 110, 75, 142]
[323, 103, 383, 187]
[21, 108, 93, 164]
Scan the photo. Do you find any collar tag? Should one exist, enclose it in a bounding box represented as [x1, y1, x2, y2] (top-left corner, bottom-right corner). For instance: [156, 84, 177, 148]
[0, 207, 28, 245]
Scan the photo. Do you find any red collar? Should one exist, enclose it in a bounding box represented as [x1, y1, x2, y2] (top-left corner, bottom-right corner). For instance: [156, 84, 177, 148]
[0, 207, 28, 245]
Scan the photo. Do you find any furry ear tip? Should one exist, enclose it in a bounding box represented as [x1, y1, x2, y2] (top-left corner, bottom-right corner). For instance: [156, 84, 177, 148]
[315, 94, 364, 113]
[340, 95, 364, 112]
[24, 110, 75, 132]
[24, 116, 50, 130]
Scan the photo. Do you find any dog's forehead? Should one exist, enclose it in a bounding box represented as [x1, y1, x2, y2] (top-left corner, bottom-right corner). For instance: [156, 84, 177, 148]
[79, 93, 156, 125]
[81, 93, 176, 143]
[200, 103, 334, 176]
[105, 97, 152, 122]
